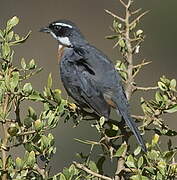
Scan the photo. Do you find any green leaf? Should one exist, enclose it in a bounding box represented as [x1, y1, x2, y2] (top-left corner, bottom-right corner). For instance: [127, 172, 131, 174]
[41, 135, 49, 149]
[147, 150, 159, 161]
[155, 91, 163, 103]
[16, 157, 23, 169]
[170, 79, 176, 91]
[6, 16, 19, 32]
[138, 156, 144, 169]
[158, 81, 168, 91]
[96, 156, 105, 174]
[134, 146, 141, 156]
[165, 104, 177, 113]
[10, 71, 19, 91]
[118, 39, 125, 48]
[47, 73, 52, 89]
[2, 42, 10, 57]
[114, 143, 127, 157]
[126, 155, 136, 168]
[163, 150, 177, 162]
[28, 59, 36, 69]
[88, 161, 98, 173]
[0, 29, 4, 40]
[6, 31, 14, 42]
[23, 82, 33, 94]
[131, 175, 149, 180]
[63, 168, 72, 180]
[26, 151, 36, 167]
[53, 89, 61, 104]
[7, 124, 19, 136]
[21, 58, 26, 69]
[59, 173, 67, 180]
[136, 29, 143, 36]
[48, 133, 55, 146]
[28, 106, 37, 120]
[34, 119, 43, 131]
[29, 91, 44, 101]
[152, 134, 159, 146]
[14, 33, 20, 41]
[113, 19, 120, 30]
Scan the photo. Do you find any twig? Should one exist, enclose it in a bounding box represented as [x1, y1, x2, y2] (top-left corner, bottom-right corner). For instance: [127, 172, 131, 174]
[130, 10, 149, 27]
[33, 164, 47, 179]
[73, 161, 112, 180]
[2, 95, 10, 180]
[135, 86, 159, 91]
[131, 8, 142, 15]
[132, 115, 146, 121]
[119, 0, 127, 7]
[105, 9, 125, 22]
[132, 60, 152, 78]
[133, 60, 152, 68]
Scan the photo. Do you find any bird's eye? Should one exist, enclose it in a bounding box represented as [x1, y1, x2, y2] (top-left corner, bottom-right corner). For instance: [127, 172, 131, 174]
[54, 25, 60, 31]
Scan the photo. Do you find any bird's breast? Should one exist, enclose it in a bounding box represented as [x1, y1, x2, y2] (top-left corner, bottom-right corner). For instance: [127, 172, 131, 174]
[57, 45, 65, 64]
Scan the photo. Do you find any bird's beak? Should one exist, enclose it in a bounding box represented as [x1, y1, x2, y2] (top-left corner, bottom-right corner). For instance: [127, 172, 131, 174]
[39, 27, 51, 33]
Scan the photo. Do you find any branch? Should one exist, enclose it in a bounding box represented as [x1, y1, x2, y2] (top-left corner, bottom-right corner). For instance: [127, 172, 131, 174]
[2, 92, 11, 180]
[119, 0, 127, 7]
[132, 115, 146, 121]
[132, 60, 152, 78]
[105, 9, 125, 22]
[133, 60, 152, 68]
[131, 8, 142, 15]
[135, 86, 159, 91]
[130, 10, 149, 27]
[73, 161, 112, 180]
[33, 164, 47, 179]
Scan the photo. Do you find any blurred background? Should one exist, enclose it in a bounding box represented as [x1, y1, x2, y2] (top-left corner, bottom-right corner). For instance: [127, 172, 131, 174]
[0, 0, 177, 175]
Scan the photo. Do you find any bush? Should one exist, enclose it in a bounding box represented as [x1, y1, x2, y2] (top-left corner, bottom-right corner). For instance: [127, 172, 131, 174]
[0, 1, 177, 180]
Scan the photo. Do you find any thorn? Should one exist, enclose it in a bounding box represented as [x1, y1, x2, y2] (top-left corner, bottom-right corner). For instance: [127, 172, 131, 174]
[131, 8, 142, 15]
[130, 10, 149, 27]
[105, 9, 125, 22]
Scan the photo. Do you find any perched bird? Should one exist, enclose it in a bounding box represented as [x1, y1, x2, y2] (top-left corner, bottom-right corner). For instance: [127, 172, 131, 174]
[40, 20, 146, 152]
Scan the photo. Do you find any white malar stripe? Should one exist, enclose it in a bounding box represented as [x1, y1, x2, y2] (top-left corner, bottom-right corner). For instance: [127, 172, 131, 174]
[57, 37, 71, 46]
[50, 31, 58, 40]
[54, 22, 73, 28]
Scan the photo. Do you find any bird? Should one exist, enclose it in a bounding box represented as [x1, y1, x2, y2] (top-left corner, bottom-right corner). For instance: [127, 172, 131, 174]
[40, 19, 146, 152]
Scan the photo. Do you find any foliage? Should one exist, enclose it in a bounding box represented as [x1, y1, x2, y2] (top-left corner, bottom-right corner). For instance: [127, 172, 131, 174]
[0, 0, 177, 180]
[0, 16, 71, 179]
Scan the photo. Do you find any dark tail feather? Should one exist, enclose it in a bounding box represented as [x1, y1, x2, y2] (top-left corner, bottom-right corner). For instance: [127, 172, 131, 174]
[116, 109, 147, 152]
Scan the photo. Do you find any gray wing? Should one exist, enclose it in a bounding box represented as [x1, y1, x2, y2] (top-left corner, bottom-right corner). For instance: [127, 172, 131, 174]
[73, 58, 111, 118]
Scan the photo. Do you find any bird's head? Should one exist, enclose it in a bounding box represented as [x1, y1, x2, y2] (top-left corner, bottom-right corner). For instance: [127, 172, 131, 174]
[40, 20, 87, 47]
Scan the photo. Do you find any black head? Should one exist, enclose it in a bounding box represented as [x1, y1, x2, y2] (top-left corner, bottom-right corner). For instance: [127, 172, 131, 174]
[40, 20, 87, 47]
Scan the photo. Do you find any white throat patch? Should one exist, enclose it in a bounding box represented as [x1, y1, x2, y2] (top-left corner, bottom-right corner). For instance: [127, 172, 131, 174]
[57, 37, 71, 47]
[49, 32, 71, 47]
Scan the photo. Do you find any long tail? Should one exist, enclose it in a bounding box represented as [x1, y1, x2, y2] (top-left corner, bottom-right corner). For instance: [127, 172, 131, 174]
[117, 109, 146, 152]
[115, 97, 147, 152]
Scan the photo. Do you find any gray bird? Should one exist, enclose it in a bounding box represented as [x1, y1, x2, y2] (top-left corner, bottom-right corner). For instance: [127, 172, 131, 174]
[40, 20, 146, 152]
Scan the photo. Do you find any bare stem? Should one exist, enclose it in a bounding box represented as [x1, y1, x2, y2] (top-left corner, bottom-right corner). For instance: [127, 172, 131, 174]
[2, 95, 10, 180]
[115, 0, 136, 179]
[73, 161, 112, 180]
[135, 86, 159, 91]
